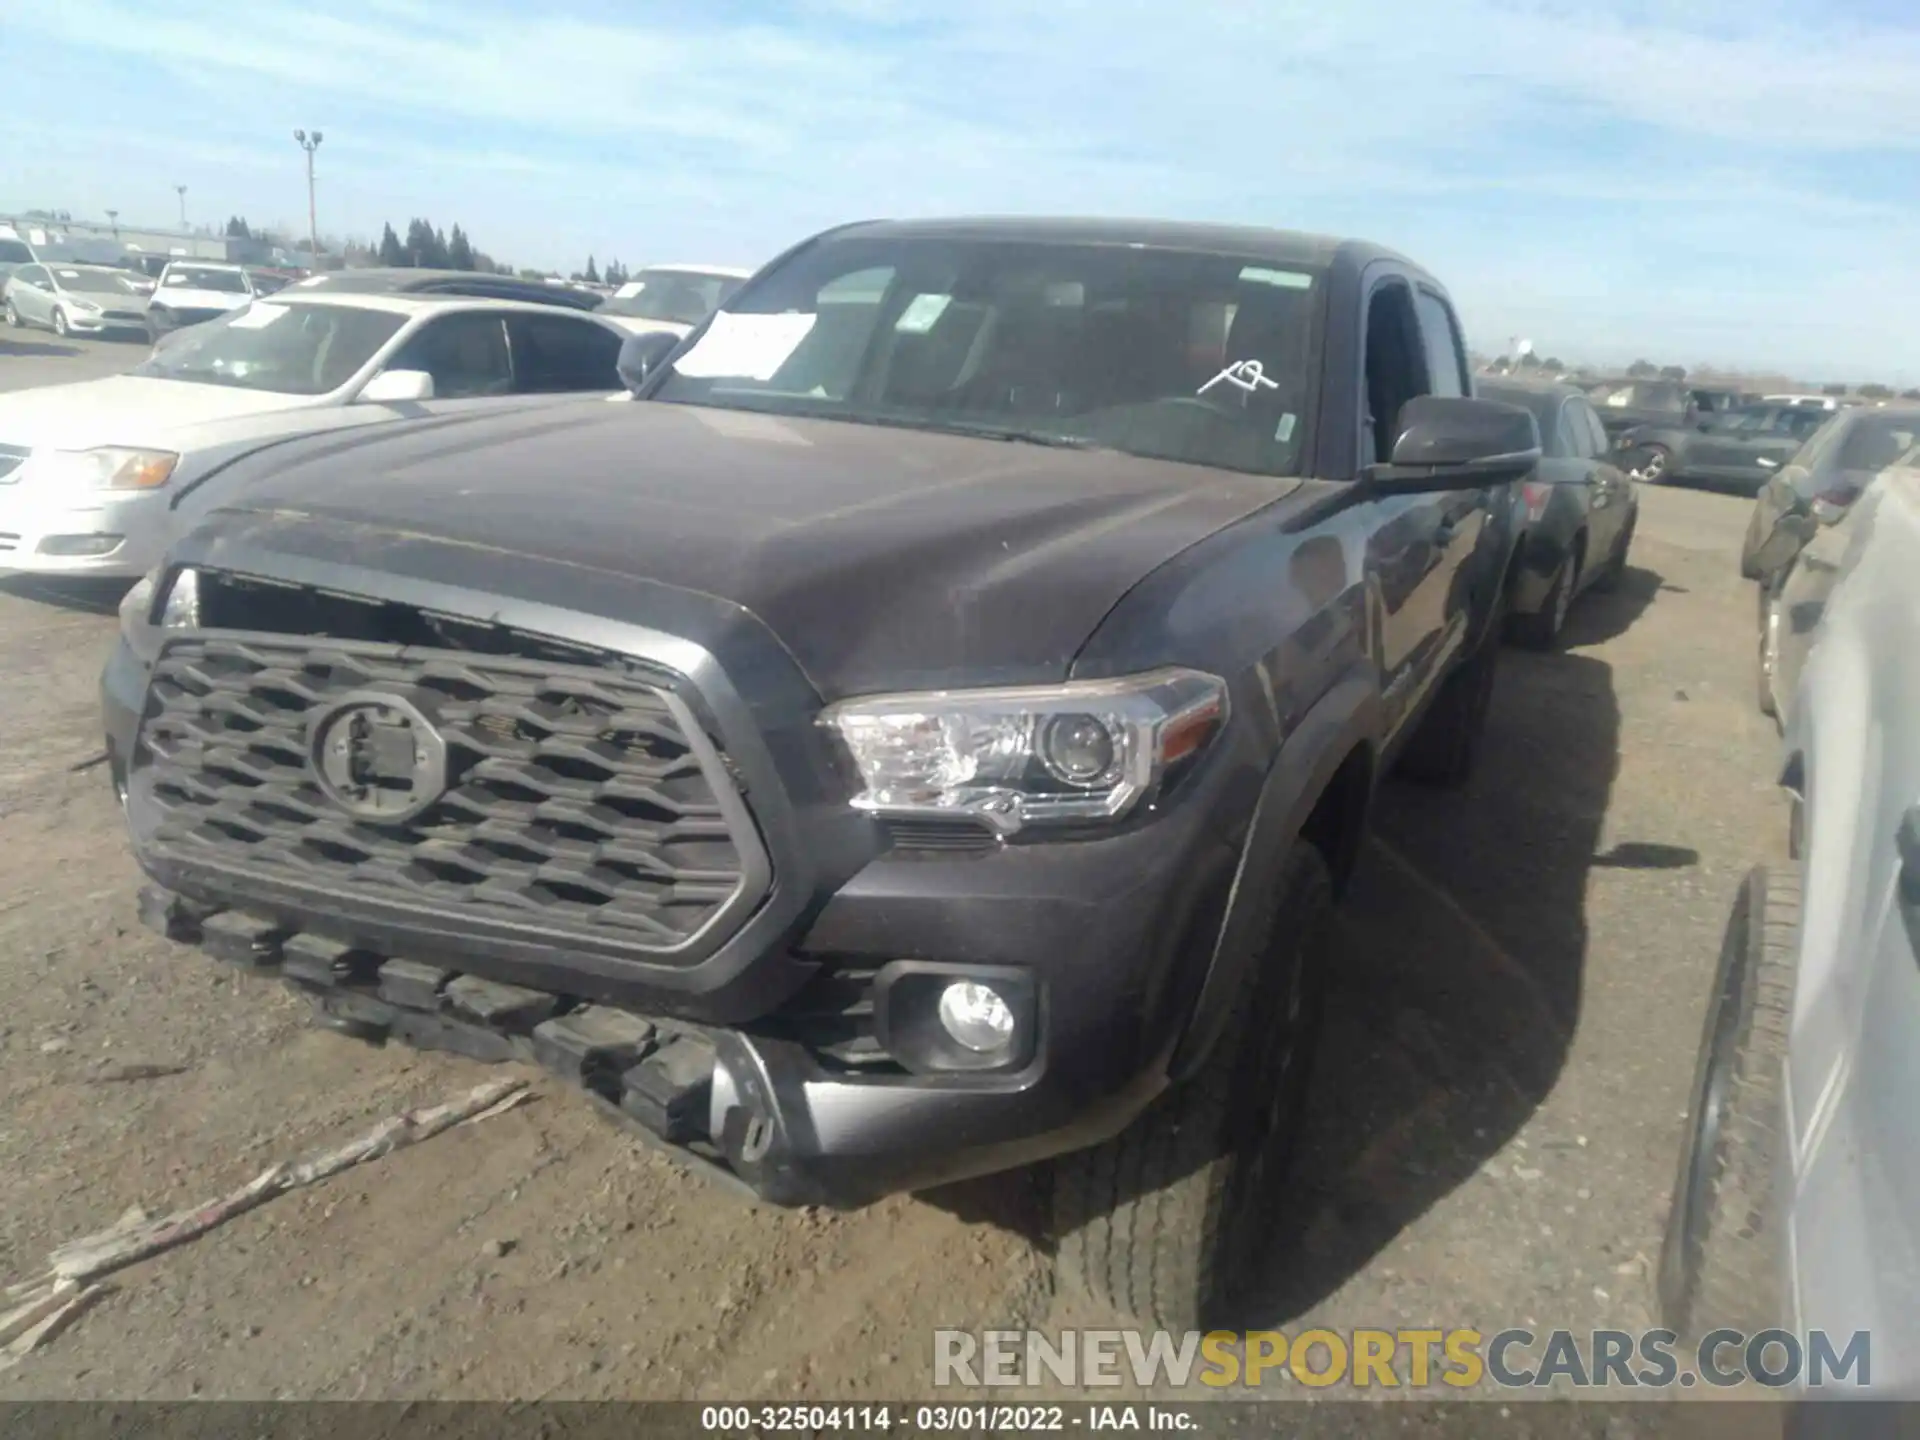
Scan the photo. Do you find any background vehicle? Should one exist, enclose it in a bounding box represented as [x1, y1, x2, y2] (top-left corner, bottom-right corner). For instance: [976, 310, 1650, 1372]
[288, 267, 606, 312]
[1660, 461, 1920, 1403]
[1740, 405, 1920, 720]
[145, 262, 266, 341]
[1587, 377, 1696, 437]
[1762, 393, 1845, 412]
[1479, 377, 1639, 647]
[107, 217, 1532, 1331]
[0, 234, 34, 287]
[599, 264, 752, 336]
[1615, 401, 1831, 491]
[4, 262, 154, 338]
[0, 293, 628, 578]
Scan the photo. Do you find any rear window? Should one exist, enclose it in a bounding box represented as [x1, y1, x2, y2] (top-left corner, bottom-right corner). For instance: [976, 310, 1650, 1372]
[0, 239, 31, 264]
[165, 266, 249, 293]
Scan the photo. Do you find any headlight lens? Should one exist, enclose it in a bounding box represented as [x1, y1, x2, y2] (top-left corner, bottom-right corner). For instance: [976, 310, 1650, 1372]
[821, 667, 1226, 835]
[158, 566, 201, 629]
[118, 568, 160, 631]
[32, 446, 179, 491]
[69, 298, 101, 313]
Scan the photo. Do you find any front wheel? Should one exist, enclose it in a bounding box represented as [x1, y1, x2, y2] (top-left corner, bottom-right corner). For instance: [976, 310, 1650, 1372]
[1658, 863, 1797, 1342]
[1632, 445, 1671, 484]
[3, 299, 18, 328]
[52, 307, 70, 337]
[1051, 841, 1333, 1330]
[1756, 586, 1782, 720]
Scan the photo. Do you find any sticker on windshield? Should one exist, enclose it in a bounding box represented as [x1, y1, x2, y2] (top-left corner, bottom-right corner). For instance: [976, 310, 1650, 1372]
[1199, 359, 1281, 397]
[1274, 413, 1297, 443]
[1239, 266, 1313, 289]
[227, 303, 288, 329]
[671, 311, 817, 381]
[895, 294, 952, 334]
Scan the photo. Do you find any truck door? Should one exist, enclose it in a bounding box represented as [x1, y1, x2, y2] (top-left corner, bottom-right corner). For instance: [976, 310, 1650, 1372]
[1362, 277, 1482, 738]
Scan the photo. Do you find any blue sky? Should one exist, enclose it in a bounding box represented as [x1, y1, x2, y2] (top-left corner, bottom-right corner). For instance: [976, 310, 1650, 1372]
[4, 0, 1919, 382]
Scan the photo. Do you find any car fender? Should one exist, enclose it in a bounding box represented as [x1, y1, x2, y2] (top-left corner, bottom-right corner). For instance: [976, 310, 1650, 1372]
[1166, 663, 1381, 1082]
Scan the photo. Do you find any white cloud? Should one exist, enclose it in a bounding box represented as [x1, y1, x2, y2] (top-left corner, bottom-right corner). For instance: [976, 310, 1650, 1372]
[4, 0, 1918, 375]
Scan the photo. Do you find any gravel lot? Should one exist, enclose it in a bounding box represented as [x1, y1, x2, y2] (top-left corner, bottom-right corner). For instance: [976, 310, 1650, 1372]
[0, 339, 1789, 1405]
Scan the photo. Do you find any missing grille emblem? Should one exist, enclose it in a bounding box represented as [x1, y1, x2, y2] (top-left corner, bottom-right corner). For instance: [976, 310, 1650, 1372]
[308, 691, 450, 825]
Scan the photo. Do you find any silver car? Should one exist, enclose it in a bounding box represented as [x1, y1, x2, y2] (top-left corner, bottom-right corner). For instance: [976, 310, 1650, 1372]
[1738, 406, 1920, 721]
[3, 262, 154, 337]
[1661, 462, 1920, 1402]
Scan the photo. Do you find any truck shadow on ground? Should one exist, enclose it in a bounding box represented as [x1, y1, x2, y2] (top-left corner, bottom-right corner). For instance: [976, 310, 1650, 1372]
[926, 560, 1670, 1325]
[0, 575, 133, 615]
[1245, 560, 1667, 1323]
[0, 338, 83, 360]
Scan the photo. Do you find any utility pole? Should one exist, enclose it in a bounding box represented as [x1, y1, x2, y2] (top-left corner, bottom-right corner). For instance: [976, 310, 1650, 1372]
[175, 185, 188, 229]
[294, 129, 323, 265]
[106, 209, 119, 236]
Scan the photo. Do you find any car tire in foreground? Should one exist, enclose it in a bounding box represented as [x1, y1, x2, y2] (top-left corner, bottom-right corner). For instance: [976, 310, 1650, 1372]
[1590, 512, 1634, 593]
[1051, 840, 1333, 1331]
[1658, 862, 1797, 1343]
[1510, 544, 1583, 650]
[1756, 586, 1782, 720]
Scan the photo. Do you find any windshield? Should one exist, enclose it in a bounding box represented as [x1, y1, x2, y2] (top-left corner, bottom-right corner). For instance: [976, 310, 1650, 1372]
[131, 301, 407, 395]
[648, 237, 1323, 477]
[601, 269, 743, 325]
[164, 266, 249, 294]
[53, 267, 145, 296]
[1592, 380, 1687, 412]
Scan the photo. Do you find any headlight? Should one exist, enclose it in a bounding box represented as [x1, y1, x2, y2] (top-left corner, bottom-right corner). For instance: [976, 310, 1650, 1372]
[118, 567, 160, 631]
[69, 298, 101, 313]
[158, 566, 201, 629]
[32, 446, 179, 491]
[820, 667, 1226, 835]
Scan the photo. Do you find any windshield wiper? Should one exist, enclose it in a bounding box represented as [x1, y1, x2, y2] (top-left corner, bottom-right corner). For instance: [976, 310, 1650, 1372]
[923, 422, 1102, 450]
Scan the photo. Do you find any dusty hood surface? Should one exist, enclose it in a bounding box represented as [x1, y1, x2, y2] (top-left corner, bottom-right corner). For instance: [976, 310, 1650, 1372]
[0, 376, 322, 450]
[199, 400, 1305, 697]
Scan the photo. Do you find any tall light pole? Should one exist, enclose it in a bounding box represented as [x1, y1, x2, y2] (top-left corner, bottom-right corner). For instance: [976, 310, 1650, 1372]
[294, 129, 323, 265]
[174, 185, 187, 229]
[106, 209, 119, 237]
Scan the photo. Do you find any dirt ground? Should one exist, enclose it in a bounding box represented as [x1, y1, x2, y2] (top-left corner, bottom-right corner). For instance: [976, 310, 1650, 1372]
[0, 338, 1789, 1407]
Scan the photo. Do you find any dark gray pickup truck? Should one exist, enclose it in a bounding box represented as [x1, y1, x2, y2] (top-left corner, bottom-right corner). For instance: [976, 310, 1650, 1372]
[102, 217, 1537, 1329]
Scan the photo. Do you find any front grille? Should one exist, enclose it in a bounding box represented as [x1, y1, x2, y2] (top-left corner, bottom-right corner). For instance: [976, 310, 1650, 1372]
[133, 632, 769, 963]
[103, 310, 145, 322]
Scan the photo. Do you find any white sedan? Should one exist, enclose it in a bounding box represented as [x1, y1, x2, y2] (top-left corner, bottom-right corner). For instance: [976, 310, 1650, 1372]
[0, 291, 630, 578]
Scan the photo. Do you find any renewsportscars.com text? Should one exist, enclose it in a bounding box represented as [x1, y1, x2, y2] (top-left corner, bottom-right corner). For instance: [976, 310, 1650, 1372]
[933, 1328, 1871, 1391]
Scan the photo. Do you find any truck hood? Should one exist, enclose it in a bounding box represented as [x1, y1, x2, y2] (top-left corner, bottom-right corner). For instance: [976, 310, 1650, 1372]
[202, 400, 1303, 698]
[0, 376, 322, 449]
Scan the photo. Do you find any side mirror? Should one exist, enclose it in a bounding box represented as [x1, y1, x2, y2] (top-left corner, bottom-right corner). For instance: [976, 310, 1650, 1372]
[1365, 395, 1542, 492]
[1750, 513, 1818, 579]
[617, 329, 681, 395]
[358, 368, 435, 404]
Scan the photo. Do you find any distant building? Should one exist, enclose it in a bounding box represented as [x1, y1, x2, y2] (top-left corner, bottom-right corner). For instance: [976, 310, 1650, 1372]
[0, 213, 274, 264]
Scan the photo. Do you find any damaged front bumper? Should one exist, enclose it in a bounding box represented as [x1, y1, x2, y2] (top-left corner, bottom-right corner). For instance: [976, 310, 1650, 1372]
[133, 883, 1165, 1209]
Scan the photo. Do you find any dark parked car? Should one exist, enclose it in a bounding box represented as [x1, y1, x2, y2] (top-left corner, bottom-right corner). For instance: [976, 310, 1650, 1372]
[1739, 405, 1920, 719]
[1615, 401, 1832, 492]
[104, 216, 1536, 1329]
[1479, 378, 1639, 647]
[286, 268, 606, 312]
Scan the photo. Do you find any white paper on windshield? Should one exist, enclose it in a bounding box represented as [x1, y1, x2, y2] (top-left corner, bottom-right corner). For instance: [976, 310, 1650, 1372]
[227, 303, 289, 329]
[671, 311, 816, 381]
[895, 294, 951, 334]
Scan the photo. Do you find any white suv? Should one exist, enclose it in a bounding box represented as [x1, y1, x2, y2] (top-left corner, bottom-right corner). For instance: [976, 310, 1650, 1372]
[146, 262, 264, 341]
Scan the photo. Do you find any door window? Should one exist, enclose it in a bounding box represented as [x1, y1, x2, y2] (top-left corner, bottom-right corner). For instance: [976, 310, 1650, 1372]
[383, 313, 512, 398]
[1412, 289, 1468, 397]
[1555, 402, 1591, 459]
[1362, 281, 1428, 464]
[506, 314, 624, 393]
[1579, 401, 1610, 457]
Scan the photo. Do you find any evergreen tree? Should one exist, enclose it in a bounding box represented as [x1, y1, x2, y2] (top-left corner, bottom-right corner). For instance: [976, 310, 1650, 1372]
[583, 255, 600, 284]
[377, 223, 405, 266]
[447, 224, 475, 271]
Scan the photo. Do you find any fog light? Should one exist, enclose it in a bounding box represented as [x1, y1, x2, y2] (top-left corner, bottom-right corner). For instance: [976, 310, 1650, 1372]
[937, 980, 1016, 1053]
[36, 533, 123, 557]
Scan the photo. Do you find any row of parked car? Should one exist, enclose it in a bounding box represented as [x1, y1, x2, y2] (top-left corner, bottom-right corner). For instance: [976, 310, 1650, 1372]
[1659, 396, 1920, 1402]
[4, 214, 1902, 1381]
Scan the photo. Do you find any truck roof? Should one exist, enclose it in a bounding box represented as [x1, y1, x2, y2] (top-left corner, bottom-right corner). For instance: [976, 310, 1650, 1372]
[825, 216, 1428, 283]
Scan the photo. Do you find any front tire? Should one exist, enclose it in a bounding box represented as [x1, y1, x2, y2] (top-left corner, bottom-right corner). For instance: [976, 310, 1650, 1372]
[1658, 863, 1797, 1342]
[1051, 841, 1334, 1331]
[52, 306, 70, 338]
[3, 299, 18, 328]
[1634, 445, 1671, 484]
[1756, 587, 1781, 720]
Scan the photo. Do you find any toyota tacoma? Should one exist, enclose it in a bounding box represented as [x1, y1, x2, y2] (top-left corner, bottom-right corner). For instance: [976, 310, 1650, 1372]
[102, 217, 1537, 1328]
